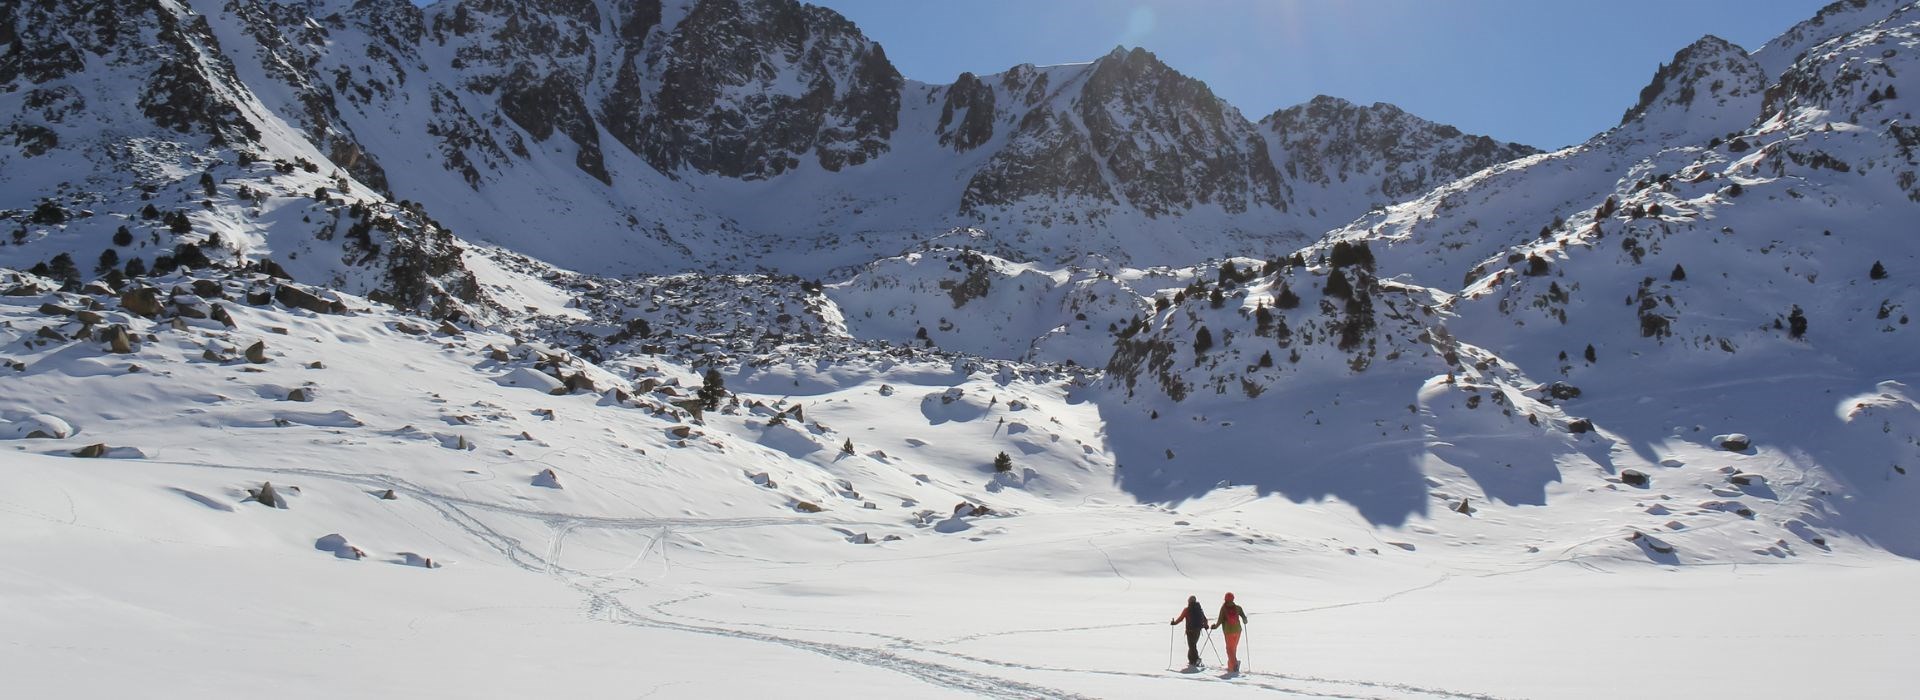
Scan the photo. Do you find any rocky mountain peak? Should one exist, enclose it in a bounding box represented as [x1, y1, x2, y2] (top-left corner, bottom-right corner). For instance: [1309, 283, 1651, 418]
[1072, 46, 1286, 216]
[1616, 34, 1764, 136]
[634, 0, 902, 179]
[1261, 94, 1540, 206]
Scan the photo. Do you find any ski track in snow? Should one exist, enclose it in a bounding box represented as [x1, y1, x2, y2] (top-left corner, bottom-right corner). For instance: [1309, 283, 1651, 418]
[127, 458, 1098, 698]
[118, 455, 1521, 699]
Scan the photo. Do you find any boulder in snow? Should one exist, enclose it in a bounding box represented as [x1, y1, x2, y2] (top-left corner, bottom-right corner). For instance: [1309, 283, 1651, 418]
[1621, 469, 1651, 488]
[8, 414, 73, 439]
[1714, 433, 1751, 451]
[275, 284, 345, 314]
[105, 324, 133, 354]
[1628, 531, 1676, 554]
[247, 482, 285, 509]
[532, 468, 562, 489]
[498, 367, 566, 394]
[315, 534, 366, 560]
[118, 287, 163, 317]
[397, 552, 440, 568]
[245, 341, 269, 364]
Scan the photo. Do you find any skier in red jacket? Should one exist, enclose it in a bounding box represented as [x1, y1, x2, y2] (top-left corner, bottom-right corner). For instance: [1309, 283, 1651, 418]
[1210, 592, 1249, 673]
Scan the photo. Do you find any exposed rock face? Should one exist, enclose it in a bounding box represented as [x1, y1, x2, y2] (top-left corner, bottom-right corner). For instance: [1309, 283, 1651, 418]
[0, 0, 251, 144]
[633, 0, 902, 178]
[961, 108, 1111, 211]
[1077, 48, 1286, 217]
[963, 48, 1290, 217]
[937, 72, 996, 151]
[1263, 95, 1540, 203]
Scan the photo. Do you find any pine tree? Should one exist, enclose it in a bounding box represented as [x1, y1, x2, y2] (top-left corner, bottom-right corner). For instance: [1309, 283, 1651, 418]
[171, 242, 211, 269]
[31, 200, 66, 225]
[1584, 344, 1597, 363]
[113, 226, 134, 247]
[1209, 287, 1225, 309]
[47, 253, 79, 282]
[1670, 264, 1687, 281]
[124, 257, 148, 277]
[841, 439, 855, 455]
[1870, 261, 1888, 280]
[96, 248, 119, 274]
[169, 211, 191, 234]
[698, 368, 726, 410]
[140, 203, 160, 220]
[993, 451, 1013, 473]
[1258, 350, 1273, 367]
[1194, 326, 1214, 354]
[1275, 281, 1301, 309]
[1788, 306, 1808, 339]
[199, 172, 216, 197]
[1323, 269, 1352, 299]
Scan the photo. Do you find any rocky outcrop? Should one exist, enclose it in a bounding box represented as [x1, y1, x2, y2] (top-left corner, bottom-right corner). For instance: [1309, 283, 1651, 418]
[937, 72, 996, 151]
[961, 108, 1111, 211]
[1263, 95, 1539, 203]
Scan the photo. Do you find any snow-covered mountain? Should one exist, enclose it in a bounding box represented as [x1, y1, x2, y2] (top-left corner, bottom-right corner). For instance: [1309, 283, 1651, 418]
[1096, 0, 1920, 549]
[0, 0, 1536, 277]
[5, 1, 1920, 697]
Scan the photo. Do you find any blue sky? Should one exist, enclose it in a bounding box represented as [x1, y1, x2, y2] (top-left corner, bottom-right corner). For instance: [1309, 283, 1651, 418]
[806, 0, 1830, 149]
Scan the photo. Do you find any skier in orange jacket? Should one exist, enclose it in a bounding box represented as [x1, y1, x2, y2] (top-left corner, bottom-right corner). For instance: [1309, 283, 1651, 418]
[1210, 592, 1249, 673]
[1169, 595, 1209, 670]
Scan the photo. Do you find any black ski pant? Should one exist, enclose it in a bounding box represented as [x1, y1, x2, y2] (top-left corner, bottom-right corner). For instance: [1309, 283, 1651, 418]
[1185, 627, 1202, 666]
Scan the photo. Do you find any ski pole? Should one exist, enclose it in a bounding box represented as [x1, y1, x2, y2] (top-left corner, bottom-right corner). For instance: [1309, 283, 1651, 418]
[1167, 625, 1176, 670]
[1204, 628, 1224, 667]
[1245, 627, 1252, 673]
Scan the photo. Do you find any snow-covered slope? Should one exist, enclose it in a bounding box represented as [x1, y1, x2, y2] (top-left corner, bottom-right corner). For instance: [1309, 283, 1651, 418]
[5, 1, 1920, 697]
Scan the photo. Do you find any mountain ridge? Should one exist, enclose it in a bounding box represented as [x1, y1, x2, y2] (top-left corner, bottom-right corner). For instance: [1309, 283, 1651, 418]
[1, 0, 1538, 276]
